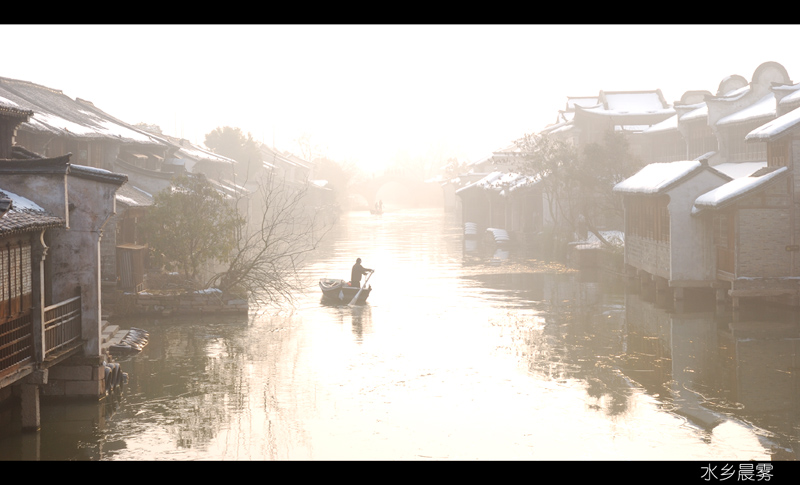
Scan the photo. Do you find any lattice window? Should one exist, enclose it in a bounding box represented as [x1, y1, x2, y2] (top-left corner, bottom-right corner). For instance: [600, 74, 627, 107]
[627, 195, 670, 242]
[768, 139, 789, 168]
[687, 123, 716, 160]
[728, 125, 767, 162]
[0, 240, 33, 320]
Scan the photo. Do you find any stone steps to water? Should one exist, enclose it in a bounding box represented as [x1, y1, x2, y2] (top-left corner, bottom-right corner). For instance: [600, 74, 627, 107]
[100, 321, 149, 357]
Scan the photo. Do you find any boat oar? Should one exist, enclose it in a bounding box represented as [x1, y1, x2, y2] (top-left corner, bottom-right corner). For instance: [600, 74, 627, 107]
[349, 270, 374, 306]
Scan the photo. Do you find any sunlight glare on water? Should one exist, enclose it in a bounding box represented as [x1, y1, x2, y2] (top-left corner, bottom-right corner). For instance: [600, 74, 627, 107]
[0, 208, 791, 461]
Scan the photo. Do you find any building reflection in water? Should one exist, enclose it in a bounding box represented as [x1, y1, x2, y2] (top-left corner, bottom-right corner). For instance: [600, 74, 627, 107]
[624, 290, 800, 459]
[467, 258, 800, 460]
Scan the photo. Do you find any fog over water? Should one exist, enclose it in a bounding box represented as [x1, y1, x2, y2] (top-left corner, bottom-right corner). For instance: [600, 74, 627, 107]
[0, 208, 797, 461]
[2, 25, 800, 467]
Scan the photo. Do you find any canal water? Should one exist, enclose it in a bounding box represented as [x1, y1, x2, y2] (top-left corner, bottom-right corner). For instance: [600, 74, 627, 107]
[1, 208, 799, 460]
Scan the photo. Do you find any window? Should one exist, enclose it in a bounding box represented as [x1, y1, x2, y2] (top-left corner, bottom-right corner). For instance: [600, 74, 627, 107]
[768, 138, 789, 168]
[687, 122, 716, 160]
[627, 195, 670, 242]
[728, 125, 767, 162]
[0, 240, 32, 320]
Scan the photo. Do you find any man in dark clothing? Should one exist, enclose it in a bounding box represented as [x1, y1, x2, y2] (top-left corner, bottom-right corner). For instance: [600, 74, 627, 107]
[351, 258, 373, 287]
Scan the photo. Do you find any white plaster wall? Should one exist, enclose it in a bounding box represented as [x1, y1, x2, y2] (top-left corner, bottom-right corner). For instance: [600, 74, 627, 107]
[48, 175, 120, 357]
[667, 170, 730, 282]
[0, 173, 68, 224]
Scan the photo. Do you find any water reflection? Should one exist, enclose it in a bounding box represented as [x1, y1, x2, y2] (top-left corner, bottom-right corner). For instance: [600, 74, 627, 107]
[320, 302, 373, 342]
[0, 209, 799, 460]
[462, 269, 800, 459]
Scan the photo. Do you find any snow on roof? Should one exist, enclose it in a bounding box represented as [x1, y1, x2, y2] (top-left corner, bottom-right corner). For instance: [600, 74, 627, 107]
[69, 164, 128, 185]
[541, 120, 573, 136]
[0, 188, 44, 212]
[455, 171, 540, 196]
[71, 164, 114, 176]
[693, 166, 788, 213]
[603, 92, 666, 112]
[679, 104, 708, 122]
[779, 86, 800, 106]
[582, 104, 674, 117]
[613, 160, 702, 195]
[712, 161, 767, 179]
[0, 187, 64, 234]
[614, 124, 651, 133]
[718, 84, 750, 100]
[566, 97, 599, 110]
[0, 95, 20, 108]
[505, 173, 542, 194]
[178, 142, 237, 165]
[643, 114, 678, 133]
[207, 178, 249, 200]
[745, 106, 800, 142]
[116, 184, 154, 207]
[0, 77, 163, 146]
[260, 144, 305, 169]
[716, 93, 776, 126]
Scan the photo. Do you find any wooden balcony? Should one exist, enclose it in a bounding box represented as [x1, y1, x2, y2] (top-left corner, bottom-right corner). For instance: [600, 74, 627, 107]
[0, 295, 86, 383]
[0, 313, 34, 381]
[44, 296, 81, 355]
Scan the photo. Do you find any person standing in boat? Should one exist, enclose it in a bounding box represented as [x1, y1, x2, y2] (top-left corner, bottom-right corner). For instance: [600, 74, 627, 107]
[351, 258, 374, 287]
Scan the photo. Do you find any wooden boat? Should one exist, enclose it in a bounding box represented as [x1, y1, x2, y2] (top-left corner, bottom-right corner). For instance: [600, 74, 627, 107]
[319, 278, 372, 304]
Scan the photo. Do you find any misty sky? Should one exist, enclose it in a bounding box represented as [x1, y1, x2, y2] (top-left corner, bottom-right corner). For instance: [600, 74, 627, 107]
[3, 24, 799, 173]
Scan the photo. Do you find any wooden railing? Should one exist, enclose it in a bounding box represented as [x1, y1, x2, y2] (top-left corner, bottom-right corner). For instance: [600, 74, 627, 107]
[44, 296, 81, 355]
[0, 313, 34, 380]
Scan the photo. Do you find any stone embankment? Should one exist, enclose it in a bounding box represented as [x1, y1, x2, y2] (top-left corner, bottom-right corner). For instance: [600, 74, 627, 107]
[112, 288, 248, 317]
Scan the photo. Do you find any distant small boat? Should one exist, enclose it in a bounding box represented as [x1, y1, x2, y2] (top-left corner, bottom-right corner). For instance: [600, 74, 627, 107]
[319, 278, 372, 304]
[370, 208, 383, 215]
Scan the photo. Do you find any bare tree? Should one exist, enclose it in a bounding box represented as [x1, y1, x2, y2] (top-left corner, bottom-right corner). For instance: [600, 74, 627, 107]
[514, 132, 580, 254]
[515, 130, 640, 254]
[205, 172, 334, 307]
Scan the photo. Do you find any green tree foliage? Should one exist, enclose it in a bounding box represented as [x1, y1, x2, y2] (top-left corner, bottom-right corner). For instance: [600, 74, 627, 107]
[204, 126, 263, 180]
[143, 173, 245, 285]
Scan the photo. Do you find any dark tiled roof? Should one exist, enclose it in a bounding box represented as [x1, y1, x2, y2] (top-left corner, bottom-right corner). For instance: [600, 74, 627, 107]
[69, 164, 127, 186]
[115, 183, 153, 208]
[0, 97, 33, 119]
[0, 154, 127, 186]
[0, 76, 168, 147]
[0, 190, 64, 236]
